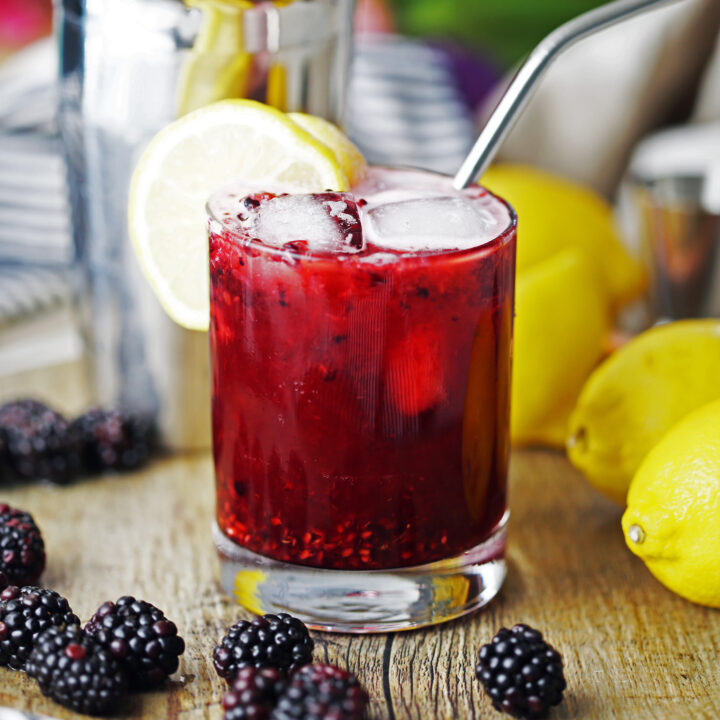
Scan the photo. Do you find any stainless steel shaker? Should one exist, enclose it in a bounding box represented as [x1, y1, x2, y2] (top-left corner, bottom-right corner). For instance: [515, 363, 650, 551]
[621, 123, 720, 322]
[55, 0, 354, 449]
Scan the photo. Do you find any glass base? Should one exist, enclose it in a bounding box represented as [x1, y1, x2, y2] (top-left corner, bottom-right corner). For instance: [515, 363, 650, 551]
[213, 512, 507, 633]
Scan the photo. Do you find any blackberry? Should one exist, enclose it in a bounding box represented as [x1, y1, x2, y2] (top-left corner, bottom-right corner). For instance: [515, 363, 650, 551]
[223, 667, 287, 720]
[476, 624, 566, 719]
[26, 625, 126, 715]
[71, 407, 154, 474]
[0, 399, 80, 484]
[0, 504, 46, 585]
[0, 586, 80, 670]
[272, 663, 368, 720]
[213, 613, 314, 681]
[84, 596, 185, 689]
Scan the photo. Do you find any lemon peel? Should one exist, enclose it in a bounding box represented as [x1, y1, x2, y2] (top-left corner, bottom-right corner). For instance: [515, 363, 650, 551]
[511, 247, 609, 447]
[623, 397, 720, 607]
[568, 319, 720, 503]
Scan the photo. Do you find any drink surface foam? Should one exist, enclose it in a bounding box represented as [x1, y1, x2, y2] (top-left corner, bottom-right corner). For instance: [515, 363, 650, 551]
[208, 167, 513, 257]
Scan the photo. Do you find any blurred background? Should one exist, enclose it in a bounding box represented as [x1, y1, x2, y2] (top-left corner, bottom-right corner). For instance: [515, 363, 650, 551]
[0, 0, 719, 451]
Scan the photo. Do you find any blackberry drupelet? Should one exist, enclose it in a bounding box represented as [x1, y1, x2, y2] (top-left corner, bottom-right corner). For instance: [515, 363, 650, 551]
[0, 504, 46, 585]
[85, 596, 185, 689]
[213, 613, 314, 681]
[476, 624, 566, 719]
[0, 399, 80, 484]
[272, 663, 369, 720]
[0, 586, 80, 670]
[222, 667, 287, 720]
[26, 625, 126, 715]
[71, 408, 154, 474]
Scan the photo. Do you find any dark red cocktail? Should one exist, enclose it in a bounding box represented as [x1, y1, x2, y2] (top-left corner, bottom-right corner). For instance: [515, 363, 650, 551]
[209, 167, 516, 629]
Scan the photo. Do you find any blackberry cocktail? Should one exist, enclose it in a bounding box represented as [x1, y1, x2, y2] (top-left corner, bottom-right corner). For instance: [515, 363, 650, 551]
[209, 167, 516, 631]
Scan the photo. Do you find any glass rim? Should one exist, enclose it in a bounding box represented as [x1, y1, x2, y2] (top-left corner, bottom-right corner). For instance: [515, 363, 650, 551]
[63, 0, 353, 50]
[205, 167, 518, 267]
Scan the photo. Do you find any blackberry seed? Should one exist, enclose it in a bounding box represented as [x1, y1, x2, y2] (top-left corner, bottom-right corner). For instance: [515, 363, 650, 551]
[272, 663, 368, 720]
[213, 613, 314, 681]
[0, 399, 80, 484]
[223, 667, 287, 720]
[71, 407, 154, 474]
[0, 504, 46, 586]
[85, 596, 185, 689]
[0, 586, 80, 670]
[26, 625, 126, 715]
[476, 624, 566, 719]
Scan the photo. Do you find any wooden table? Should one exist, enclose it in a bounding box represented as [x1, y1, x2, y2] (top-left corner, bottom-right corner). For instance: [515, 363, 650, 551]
[0, 363, 719, 719]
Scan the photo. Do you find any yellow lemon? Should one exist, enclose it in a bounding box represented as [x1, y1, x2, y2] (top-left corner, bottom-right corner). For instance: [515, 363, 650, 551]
[568, 319, 720, 504]
[289, 113, 368, 186]
[622, 398, 720, 607]
[511, 247, 610, 447]
[481, 164, 645, 310]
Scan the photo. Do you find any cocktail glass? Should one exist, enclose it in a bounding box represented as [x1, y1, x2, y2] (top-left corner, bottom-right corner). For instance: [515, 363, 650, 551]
[208, 167, 516, 632]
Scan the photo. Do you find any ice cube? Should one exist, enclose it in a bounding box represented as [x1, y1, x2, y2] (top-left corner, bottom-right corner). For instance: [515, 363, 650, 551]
[314, 192, 363, 250]
[242, 192, 363, 254]
[365, 196, 503, 253]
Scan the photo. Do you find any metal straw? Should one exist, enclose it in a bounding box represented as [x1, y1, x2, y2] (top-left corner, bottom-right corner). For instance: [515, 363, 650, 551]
[453, 0, 687, 190]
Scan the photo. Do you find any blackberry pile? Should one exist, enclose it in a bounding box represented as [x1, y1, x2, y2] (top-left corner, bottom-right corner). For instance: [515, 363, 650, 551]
[0, 504, 46, 585]
[213, 613, 314, 680]
[85, 596, 185, 689]
[0, 504, 185, 718]
[0, 399, 80, 484]
[2, 590, 185, 715]
[476, 624, 566, 719]
[71, 408, 153, 474]
[273, 663, 369, 720]
[26, 625, 127, 716]
[0, 586, 80, 671]
[214, 614, 367, 720]
[0, 399, 155, 483]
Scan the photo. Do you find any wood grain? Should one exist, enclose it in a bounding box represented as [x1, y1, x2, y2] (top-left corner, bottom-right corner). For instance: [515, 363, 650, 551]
[0, 368, 719, 719]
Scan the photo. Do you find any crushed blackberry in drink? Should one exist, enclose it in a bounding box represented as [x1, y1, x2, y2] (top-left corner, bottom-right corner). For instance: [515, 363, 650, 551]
[208, 167, 516, 570]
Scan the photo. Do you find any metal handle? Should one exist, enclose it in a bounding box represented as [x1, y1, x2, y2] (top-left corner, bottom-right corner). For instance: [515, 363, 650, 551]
[452, 0, 687, 190]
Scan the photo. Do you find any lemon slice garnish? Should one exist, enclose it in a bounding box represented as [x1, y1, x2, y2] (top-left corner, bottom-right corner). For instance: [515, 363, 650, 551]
[128, 99, 348, 330]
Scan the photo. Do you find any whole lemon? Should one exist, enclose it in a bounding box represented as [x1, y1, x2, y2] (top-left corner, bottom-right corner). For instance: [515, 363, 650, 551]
[481, 164, 645, 310]
[511, 247, 609, 447]
[568, 319, 720, 503]
[622, 398, 720, 607]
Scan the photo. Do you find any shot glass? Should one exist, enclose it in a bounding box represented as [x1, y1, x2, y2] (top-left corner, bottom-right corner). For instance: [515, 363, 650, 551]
[208, 168, 517, 632]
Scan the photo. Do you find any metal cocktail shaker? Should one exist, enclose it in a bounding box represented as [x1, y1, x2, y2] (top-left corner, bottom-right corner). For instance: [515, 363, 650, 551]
[621, 123, 720, 322]
[55, 0, 353, 448]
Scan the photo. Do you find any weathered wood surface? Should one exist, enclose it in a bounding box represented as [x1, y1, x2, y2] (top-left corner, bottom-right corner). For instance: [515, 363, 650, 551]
[0, 364, 719, 719]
